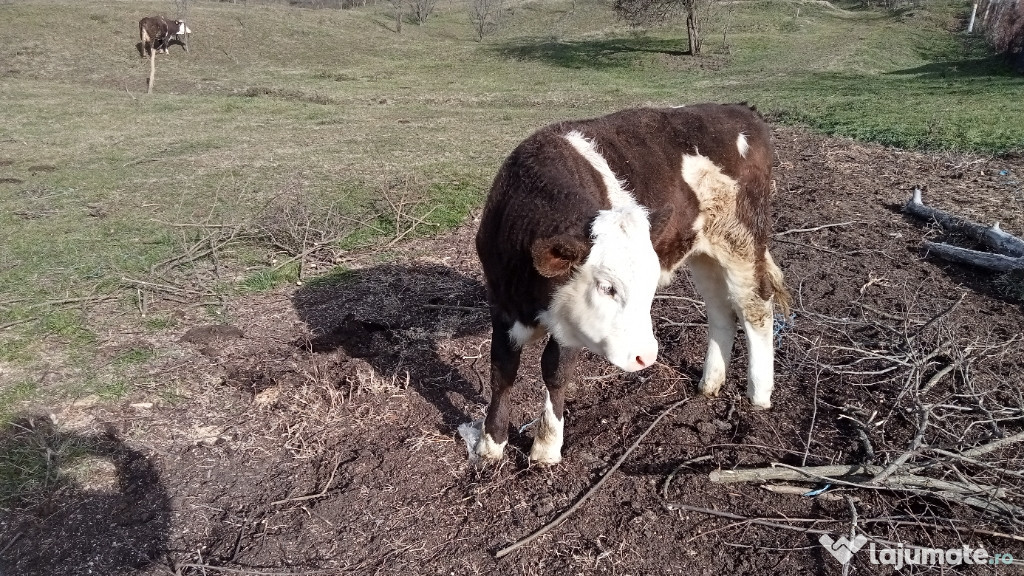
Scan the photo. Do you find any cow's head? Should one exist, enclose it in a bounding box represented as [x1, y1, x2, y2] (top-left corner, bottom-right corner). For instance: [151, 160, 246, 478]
[534, 205, 664, 372]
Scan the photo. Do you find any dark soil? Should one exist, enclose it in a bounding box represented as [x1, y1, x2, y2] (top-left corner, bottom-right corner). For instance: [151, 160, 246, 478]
[2, 126, 1023, 576]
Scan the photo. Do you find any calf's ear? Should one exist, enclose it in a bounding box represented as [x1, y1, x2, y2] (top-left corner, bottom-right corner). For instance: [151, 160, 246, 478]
[531, 234, 590, 278]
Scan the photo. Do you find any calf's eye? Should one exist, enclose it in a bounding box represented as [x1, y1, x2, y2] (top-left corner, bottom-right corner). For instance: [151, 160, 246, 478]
[598, 283, 617, 298]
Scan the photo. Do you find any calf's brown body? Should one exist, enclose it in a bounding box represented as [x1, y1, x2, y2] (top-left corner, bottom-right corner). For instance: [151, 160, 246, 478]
[474, 104, 789, 464]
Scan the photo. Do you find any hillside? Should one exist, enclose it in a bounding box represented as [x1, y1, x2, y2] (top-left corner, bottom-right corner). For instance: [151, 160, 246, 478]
[1, 1, 1023, 575]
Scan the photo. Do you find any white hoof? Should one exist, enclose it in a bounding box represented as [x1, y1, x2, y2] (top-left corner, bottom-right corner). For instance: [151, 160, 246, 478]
[698, 377, 723, 397]
[529, 441, 562, 466]
[474, 432, 507, 462]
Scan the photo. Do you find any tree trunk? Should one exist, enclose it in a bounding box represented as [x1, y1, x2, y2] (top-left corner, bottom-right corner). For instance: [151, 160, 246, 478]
[686, 11, 700, 55]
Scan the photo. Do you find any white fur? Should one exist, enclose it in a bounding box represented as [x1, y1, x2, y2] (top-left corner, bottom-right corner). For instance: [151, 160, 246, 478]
[743, 308, 774, 409]
[688, 255, 737, 397]
[474, 432, 507, 461]
[680, 152, 776, 408]
[529, 390, 564, 464]
[737, 133, 749, 158]
[534, 133, 663, 372]
[509, 321, 545, 349]
[564, 130, 635, 208]
[681, 153, 735, 202]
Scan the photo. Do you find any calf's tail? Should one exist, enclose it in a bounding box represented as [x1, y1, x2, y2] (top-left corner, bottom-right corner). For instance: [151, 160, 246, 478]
[765, 252, 791, 315]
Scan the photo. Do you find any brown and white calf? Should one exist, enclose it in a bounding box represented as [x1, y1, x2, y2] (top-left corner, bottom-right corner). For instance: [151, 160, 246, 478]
[139, 16, 188, 57]
[474, 103, 790, 464]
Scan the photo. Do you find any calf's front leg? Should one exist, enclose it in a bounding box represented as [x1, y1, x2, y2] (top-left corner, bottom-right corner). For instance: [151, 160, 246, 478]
[529, 338, 579, 465]
[475, 317, 521, 461]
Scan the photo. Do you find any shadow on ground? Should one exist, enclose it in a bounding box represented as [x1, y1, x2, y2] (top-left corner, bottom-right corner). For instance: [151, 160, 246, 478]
[886, 55, 1021, 78]
[290, 263, 491, 432]
[493, 36, 689, 69]
[0, 417, 170, 576]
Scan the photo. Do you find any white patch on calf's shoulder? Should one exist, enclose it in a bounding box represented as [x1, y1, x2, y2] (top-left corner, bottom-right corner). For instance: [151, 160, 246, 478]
[563, 130, 635, 209]
[680, 152, 755, 263]
[737, 133, 750, 158]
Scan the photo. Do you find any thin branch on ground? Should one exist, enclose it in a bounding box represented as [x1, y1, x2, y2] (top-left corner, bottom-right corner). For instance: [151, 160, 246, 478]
[495, 396, 691, 559]
[775, 221, 856, 237]
[270, 457, 343, 506]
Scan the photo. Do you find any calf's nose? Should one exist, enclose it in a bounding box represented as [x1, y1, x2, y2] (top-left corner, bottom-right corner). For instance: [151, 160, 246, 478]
[624, 343, 658, 372]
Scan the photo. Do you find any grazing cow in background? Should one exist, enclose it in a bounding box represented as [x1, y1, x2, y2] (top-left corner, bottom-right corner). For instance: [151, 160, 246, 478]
[473, 103, 790, 465]
[139, 16, 188, 57]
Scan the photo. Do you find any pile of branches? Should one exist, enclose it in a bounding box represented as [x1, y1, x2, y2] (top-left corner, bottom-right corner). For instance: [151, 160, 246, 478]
[668, 288, 1024, 556]
[123, 177, 438, 311]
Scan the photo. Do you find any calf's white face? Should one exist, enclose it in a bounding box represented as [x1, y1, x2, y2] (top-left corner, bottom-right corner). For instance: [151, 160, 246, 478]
[539, 206, 662, 372]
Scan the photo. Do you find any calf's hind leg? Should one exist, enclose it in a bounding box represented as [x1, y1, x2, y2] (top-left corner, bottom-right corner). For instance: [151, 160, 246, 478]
[689, 252, 776, 409]
[688, 253, 738, 399]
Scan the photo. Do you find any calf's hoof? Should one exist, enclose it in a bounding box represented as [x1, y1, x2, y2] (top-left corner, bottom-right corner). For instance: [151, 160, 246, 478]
[529, 443, 562, 466]
[698, 378, 723, 397]
[473, 432, 507, 463]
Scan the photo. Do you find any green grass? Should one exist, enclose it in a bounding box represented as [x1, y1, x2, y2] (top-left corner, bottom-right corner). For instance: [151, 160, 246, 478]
[0, 0, 1021, 425]
[305, 265, 357, 288]
[0, 422, 99, 505]
[112, 347, 155, 366]
[241, 261, 301, 292]
[0, 381, 38, 426]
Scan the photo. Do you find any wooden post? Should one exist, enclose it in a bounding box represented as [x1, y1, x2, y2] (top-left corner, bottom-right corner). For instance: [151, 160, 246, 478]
[147, 48, 156, 94]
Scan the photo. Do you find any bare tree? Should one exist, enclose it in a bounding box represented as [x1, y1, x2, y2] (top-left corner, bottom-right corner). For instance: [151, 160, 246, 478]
[389, 0, 403, 32]
[409, 0, 439, 24]
[977, 0, 1024, 70]
[614, 0, 719, 55]
[469, 0, 503, 41]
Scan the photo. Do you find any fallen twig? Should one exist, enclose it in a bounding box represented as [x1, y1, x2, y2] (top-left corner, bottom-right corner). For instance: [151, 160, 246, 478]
[775, 221, 856, 237]
[960, 430, 1024, 459]
[662, 454, 715, 501]
[870, 404, 929, 484]
[270, 458, 342, 506]
[665, 502, 904, 548]
[121, 277, 202, 296]
[709, 462, 1024, 519]
[0, 318, 35, 331]
[667, 503, 1024, 552]
[173, 564, 342, 576]
[495, 396, 691, 559]
[0, 531, 23, 556]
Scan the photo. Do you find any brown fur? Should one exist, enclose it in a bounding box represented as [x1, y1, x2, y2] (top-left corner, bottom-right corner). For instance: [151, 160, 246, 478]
[139, 16, 182, 57]
[474, 104, 790, 458]
[476, 104, 789, 328]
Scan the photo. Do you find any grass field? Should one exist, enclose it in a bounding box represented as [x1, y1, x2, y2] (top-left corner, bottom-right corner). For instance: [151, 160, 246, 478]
[0, 0, 1021, 420]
